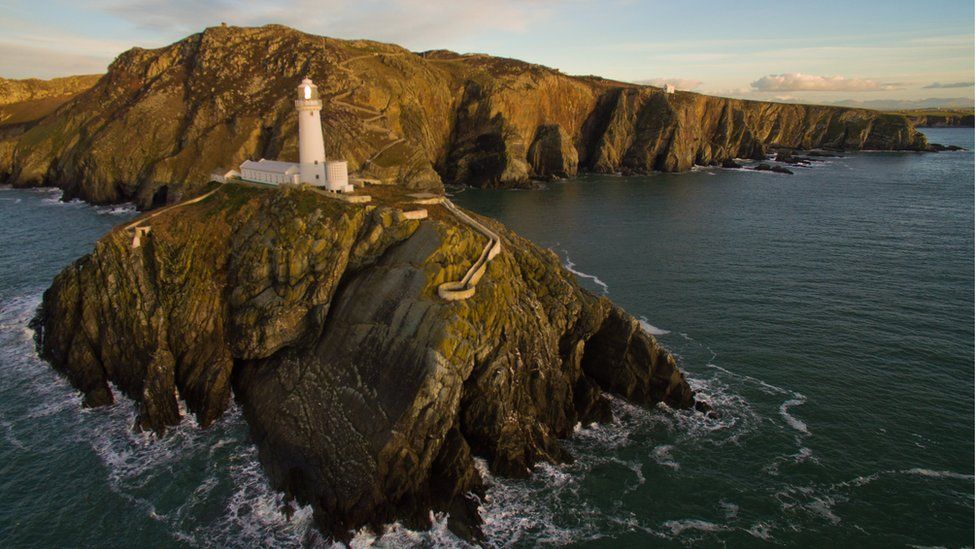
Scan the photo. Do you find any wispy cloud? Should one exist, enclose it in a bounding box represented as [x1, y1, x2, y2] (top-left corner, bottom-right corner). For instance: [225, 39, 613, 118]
[0, 41, 112, 79]
[100, 0, 566, 46]
[633, 77, 702, 90]
[0, 13, 146, 78]
[751, 73, 898, 92]
[923, 81, 974, 89]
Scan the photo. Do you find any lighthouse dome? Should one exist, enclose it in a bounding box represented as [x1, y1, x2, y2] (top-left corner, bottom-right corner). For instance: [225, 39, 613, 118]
[297, 78, 320, 101]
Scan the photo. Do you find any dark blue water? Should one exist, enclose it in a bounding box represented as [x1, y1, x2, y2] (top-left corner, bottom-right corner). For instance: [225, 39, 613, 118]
[0, 129, 971, 547]
[454, 129, 975, 547]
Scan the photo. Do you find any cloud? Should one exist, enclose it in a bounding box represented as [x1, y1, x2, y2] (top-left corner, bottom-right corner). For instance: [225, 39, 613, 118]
[100, 0, 565, 47]
[633, 77, 702, 90]
[750, 73, 898, 92]
[923, 81, 974, 89]
[0, 41, 114, 79]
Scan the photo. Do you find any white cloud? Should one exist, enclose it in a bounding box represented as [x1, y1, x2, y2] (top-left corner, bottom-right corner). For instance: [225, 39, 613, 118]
[633, 77, 702, 90]
[750, 73, 898, 92]
[923, 81, 974, 89]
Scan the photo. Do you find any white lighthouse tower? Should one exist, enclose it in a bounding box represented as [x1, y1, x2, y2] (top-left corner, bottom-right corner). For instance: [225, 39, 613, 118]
[233, 78, 352, 191]
[295, 78, 329, 187]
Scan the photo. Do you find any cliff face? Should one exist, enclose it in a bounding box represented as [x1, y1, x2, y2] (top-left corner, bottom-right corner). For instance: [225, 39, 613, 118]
[1, 25, 929, 206]
[34, 185, 694, 537]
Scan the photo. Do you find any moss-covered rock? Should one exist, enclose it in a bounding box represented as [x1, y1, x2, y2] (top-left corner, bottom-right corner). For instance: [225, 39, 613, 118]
[34, 185, 695, 539]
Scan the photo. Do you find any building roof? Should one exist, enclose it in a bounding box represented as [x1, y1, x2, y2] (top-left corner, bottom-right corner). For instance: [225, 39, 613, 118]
[240, 159, 299, 174]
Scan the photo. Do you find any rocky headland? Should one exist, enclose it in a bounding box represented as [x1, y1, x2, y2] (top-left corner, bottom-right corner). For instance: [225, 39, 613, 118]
[892, 109, 974, 128]
[33, 184, 695, 538]
[0, 75, 99, 139]
[1, 24, 933, 208]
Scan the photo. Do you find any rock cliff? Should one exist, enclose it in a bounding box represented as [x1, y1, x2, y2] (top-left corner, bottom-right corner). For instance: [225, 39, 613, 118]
[1, 25, 929, 206]
[33, 184, 695, 538]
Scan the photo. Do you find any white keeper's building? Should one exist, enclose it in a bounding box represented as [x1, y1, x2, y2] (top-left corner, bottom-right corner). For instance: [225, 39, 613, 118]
[230, 78, 353, 192]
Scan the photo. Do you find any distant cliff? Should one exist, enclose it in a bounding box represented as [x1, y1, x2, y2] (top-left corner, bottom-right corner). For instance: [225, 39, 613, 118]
[1, 25, 929, 207]
[0, 75, 99, 138]
[894, 110, 974, 128]
[34, 185, 694, 538]
[0, 75, 100, 106]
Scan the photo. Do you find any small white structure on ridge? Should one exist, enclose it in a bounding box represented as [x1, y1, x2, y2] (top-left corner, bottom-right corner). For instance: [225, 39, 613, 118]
[210, 168, 240, 184]
[234, 77, 353, 192]
[663, 83, 676, 94]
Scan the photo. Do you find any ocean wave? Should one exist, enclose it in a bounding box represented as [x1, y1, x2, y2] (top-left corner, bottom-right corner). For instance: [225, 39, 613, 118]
[638, 316, 670, 335]
[775, 485, 842, 525]
[675, 375, 759, 445]
[901, 468, 974, 481]
[660, 518, 728, 537]
[350, 512, 471, 548]
[95, 203, 138, 216]
[765, 445, 819, 476]
[778, 395, 810, 435]
[561, 251, 609, 294]
[475, 457, 597, 547]
[651, 444, 679, 470]
[704, 363, 790, 396]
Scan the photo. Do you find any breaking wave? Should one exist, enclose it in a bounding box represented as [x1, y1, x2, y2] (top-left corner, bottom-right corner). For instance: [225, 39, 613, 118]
[778, 395, 810, 435]
[638, 316, 670, 335]
[561, 251, 609, 294]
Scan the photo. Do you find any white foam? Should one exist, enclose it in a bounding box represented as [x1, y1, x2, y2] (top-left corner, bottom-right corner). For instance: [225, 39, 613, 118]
[705, 363, 790, 396]
[661, 518, 727, 537]
[95, 203, 138, 216]
[746, 521, 774, 541]
[651, 444, 680, 470]
[775, 485, 842, 525]
[364, 512, 472, 548]
[719, 500, 739, 520]
[674, 375, 759, 444]
[561, 251, 609, 294]
[778, 395, 810, 435]
[902, 468, 975, 481]
[638, 316, 670, 336]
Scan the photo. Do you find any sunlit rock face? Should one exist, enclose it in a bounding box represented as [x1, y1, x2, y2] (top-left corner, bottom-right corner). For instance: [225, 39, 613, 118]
[0, 25, 927, 205]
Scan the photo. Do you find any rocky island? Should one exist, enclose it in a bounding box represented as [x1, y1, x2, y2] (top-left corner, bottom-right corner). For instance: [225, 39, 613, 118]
[1, 24, 933, 209]
[33, 183, 694, 537]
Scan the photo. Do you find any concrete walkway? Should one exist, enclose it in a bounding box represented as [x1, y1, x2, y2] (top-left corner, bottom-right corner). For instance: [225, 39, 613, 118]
[123, 185, 223, 247]
[331, 52, 411, 177]
[437, 199, 502, 301]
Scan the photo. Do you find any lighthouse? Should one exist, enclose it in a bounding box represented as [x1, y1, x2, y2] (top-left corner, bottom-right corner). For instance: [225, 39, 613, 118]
[232, 77, 352, 191]
[295, 78, 328, 186]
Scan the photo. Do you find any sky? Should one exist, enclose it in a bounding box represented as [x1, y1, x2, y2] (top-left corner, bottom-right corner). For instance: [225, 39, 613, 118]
[1, 0, 973, 108]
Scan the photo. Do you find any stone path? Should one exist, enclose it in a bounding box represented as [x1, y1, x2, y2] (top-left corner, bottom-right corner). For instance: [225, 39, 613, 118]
[123, 185, 223, 248]
[330, 52, 411, 177]
[437, 199, 502, 301]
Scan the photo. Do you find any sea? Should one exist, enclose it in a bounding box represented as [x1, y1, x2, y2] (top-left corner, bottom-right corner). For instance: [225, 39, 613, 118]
[0, 128, 972, 547]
